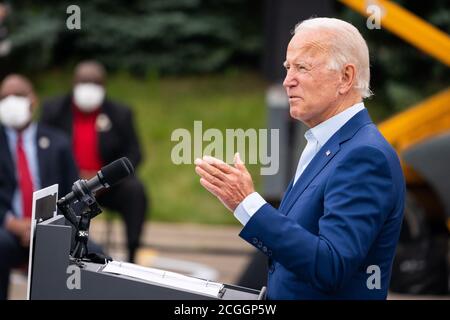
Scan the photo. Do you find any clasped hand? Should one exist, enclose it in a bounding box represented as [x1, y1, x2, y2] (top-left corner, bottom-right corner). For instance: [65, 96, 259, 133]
[194, 153, 255, 212]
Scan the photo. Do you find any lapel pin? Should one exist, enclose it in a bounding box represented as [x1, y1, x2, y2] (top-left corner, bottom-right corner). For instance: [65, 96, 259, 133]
[325, 150, 331, 156]
[38, 136, 50, 149]
[96, 113, 112, 132]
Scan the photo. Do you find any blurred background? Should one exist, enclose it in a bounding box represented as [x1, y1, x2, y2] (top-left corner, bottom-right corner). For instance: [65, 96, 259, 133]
[1, 0, 449, 299]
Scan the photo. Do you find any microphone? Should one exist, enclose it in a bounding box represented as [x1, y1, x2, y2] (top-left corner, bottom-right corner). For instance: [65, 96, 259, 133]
[58, 157, 134, 207]
[58, 157, 134, 260]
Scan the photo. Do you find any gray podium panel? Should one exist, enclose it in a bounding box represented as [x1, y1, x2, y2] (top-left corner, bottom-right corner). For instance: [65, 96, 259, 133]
[29, 215, 265, 300]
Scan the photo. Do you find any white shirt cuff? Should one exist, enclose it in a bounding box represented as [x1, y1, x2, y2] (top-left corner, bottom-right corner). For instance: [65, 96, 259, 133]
[233, 192, 267, 226]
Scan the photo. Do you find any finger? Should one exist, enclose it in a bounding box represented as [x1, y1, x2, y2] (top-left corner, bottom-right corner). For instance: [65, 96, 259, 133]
[202, 155, 225, 165]
[21, 236, 30, 247]
[196, 159, 227, 181]
[200, 177, 222, 197]
[234, 152, 247, 172]
[195, 166, 223, 187]
[203, 156, 236, 174]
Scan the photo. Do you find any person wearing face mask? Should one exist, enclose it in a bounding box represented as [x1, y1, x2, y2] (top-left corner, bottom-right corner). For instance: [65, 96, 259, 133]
[41, 60, 148, 263]
[0, 74, 80, 299]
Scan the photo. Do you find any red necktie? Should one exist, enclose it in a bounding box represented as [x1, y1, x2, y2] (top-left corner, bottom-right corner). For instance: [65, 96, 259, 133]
[17, 135, 34, 219]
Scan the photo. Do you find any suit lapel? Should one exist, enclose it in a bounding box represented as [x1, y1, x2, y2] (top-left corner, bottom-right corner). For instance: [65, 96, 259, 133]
[281, 141, 340, 215]
[0, 126, 16, 183]
[36, 124, 49, 187]
[97, 100, 112, 163]
[280, 109, 373, 215]
[278, 178, 294, 211]
[63, 95, 74, 137]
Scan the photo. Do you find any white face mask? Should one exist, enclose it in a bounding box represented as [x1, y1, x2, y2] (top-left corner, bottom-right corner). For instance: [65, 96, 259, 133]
[73, 83, 105, 113]
[0, 95, 32, 129]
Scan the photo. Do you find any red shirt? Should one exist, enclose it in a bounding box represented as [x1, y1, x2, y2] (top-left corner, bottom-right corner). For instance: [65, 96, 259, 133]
[72, 104, 103, 171]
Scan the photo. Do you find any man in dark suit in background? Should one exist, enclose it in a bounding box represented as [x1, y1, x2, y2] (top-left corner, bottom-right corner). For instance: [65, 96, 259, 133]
[41, 61, 148, 263]
[0, 74, 79, 299]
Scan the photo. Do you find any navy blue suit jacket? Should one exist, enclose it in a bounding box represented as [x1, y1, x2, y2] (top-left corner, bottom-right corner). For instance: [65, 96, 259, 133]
[0, 123, 79, 225]
[240, 109, 405, 299]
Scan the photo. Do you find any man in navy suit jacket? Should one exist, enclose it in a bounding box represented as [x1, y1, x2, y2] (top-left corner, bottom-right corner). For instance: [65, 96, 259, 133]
[0, 74, 79, 299]
[195, 18, 405, 299]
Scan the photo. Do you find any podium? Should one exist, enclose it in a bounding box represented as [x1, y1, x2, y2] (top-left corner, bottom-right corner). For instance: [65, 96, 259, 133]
[29, 215, 265, 300]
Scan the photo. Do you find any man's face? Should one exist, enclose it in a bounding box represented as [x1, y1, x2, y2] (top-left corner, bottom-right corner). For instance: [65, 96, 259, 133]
[0, 76, 36, 130]
[0, 76, 36, 110]
[283, 30, 341, 127]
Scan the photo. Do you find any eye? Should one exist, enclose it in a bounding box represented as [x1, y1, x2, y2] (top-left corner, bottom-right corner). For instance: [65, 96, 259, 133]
[296, 64, 307, 71]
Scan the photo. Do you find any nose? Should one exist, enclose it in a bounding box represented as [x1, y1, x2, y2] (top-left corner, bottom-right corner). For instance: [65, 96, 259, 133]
[283, 70, 297, 89]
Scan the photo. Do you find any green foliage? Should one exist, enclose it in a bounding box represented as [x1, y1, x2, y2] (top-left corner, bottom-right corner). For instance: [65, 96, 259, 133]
[338, 0, 450, 115]
[5, 0, 263, 75]
[4, 1, 447, 116]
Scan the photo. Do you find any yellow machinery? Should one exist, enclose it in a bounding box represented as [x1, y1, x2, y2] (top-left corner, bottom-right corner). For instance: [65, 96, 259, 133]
[340, 0, 450, 229]
[379, 89, 450, 186]
[340, 0, 450, 294]
[340, 0, 450, 66]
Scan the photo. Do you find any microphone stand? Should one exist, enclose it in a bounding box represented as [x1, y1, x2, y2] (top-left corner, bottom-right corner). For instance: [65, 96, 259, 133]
[55, 157, 133, 263]
[72, 193, 102, 260]
[57, 181, 103, 260]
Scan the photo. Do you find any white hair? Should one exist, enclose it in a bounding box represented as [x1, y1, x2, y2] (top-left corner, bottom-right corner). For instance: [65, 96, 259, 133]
[294, 17, 372, 98]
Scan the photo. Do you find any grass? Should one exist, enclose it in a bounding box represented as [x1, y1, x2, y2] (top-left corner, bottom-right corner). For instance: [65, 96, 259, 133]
[33, 70, 267, 225]
[32, 70, 392, 225]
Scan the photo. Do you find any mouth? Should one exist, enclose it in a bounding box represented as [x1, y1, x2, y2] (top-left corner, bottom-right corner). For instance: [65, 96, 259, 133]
[288, 95, 302, 101]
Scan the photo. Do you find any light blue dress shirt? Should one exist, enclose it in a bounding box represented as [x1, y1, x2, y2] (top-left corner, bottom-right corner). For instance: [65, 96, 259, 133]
[233, 102, 366, 226]
[5, 123, 41, 218]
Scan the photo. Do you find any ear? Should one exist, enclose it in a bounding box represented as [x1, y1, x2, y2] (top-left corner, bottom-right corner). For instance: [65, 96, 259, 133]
[30, 93, 39, 113]
[338, 63, 356, 95]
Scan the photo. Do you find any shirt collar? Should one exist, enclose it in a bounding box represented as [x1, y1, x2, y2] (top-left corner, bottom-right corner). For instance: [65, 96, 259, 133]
[306, 102, 365, 147]
[5, 122, 37, 143]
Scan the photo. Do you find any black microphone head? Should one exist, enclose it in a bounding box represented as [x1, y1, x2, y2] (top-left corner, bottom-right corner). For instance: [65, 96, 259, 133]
[100, 157, 134, 187]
